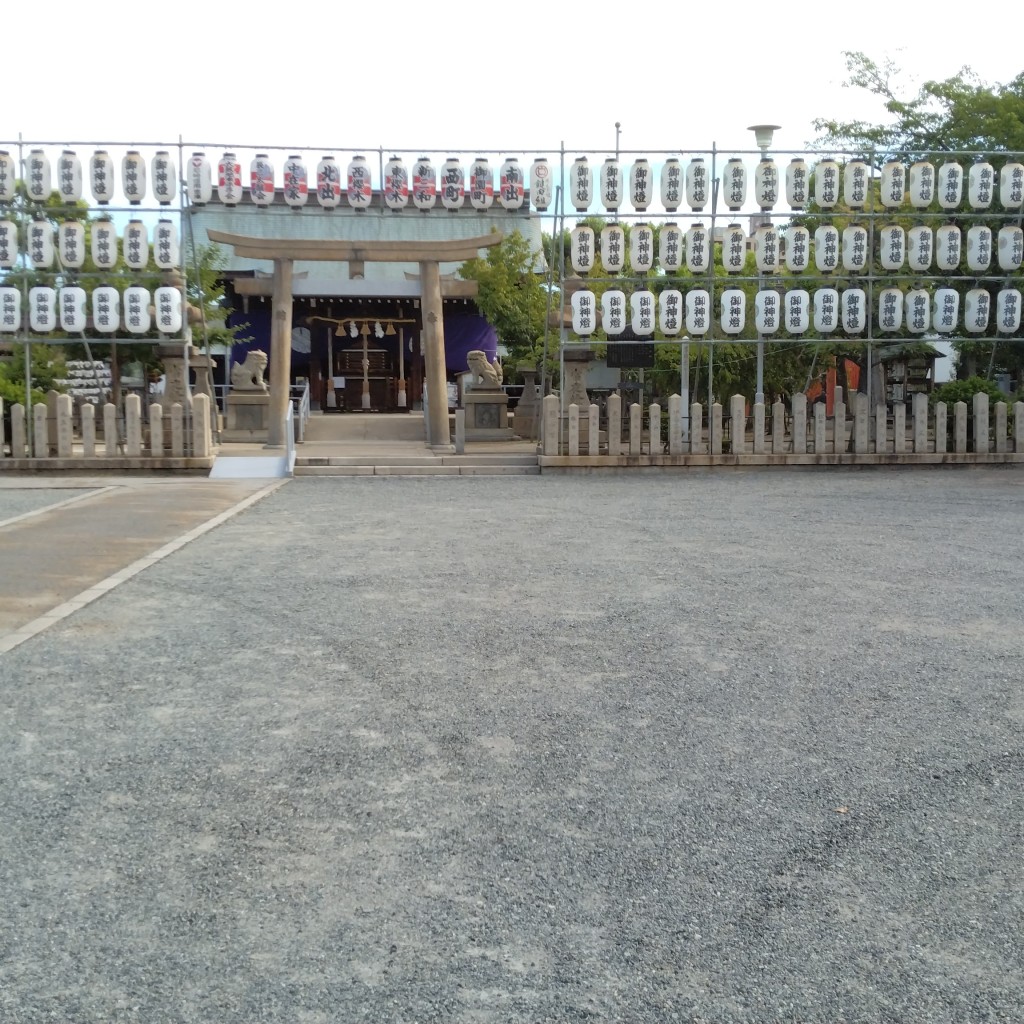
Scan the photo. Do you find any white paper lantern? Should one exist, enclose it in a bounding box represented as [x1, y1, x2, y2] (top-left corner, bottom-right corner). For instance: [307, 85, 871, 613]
[27, 221, 54, 269]
[315, 156, 342, 209]
[570, 225, 595, 274]
[92, 286, 120, 334]
[629, 158, 653, 211]
[908, 161, 935, 208]
[26, 149, 51, 203]
[59, 286, 87, 333]
[600, 157, 622, 211]
[123, 150, 147, 205]
[813, 158, 840, 208]
[58, 220, 85, 269]
[813, 288, 839, 333]
[964, 288, 991, 334]
[601, 224, 625, 272]
[469, 157, 494, 210]
[124, 286, 151, 335]
[57, 150, 83, 203]
[630, 223, 654, 273]
[0, 286, 21, 332]
[660, 158, 682, 212]
[441, 158, 465, 210]
[686, 157, 709, 211]
[722, 223, 746, 273]
[876, 160, 903, 208]
[91, 150, 116, 205]
[877, 287, 903, 332]
[754, 224, 780, 272]
[814, 225, 840, 274]
[29, 286, 56, 332]
[754, 157, 779, 210]
[723, 158, 747, 211]
[249, 154, 274, 206]
[785, 157, 809, 210]
[152, 150, 177, 206]
[878, 225, 906, 270]
[685, 223, 710, 273]
[841, 225, 869, 272]
[907, 225, 933, 271]
[968, 161, 995, 209]
[0, 219, 16, 269]
[283, 155, 308, 208]
[966, 225, 993, 272]
[529, 157, 551, 211]
[932, 288, 960, 334]
[630, 290, 656, 336]
[571, 290, 597, 335]
[685, 289, 711, 334]
[784, 225, 810, 272]
[413, 157, 437, 211]
[602, 289, 626, 336]
[123, 219, 149, 271]
[843, 159, 869, 209]
[499, 158, 524, 209]
[187, 152, 213, 206]
[91, 219, 118, 270]
[659, 223, 683, 273]
[1000, 162, 1024, 209]
[754, 290, 781, 333]
[841, 288, 866, 333]
[155, 286, 184, 334]
[347, 155, 372, 209]
[154, 219, 180, 270]
[784, 289, 809, 333]
[997, 288, 1022, 332]
[935, 224, 962, 271]
[998, 225, 1023, 271]
[384, 156, 409, 210]
[569, 157, 592, 212]
[904, 288, 930, 334]
[937, 161, 963, 210]
[721, 288, 745, 334]
[659, 289, 683, 335]
[0, 151, 16, 202]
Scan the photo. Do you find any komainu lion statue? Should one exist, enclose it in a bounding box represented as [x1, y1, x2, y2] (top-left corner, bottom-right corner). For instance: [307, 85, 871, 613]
[231, 350, 268, 392]
[466, 349, 503, 388]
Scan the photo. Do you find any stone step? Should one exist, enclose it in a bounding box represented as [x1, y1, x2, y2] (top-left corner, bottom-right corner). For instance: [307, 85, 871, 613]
[293, 463, 539, 477]
[295, 454, 538, 467]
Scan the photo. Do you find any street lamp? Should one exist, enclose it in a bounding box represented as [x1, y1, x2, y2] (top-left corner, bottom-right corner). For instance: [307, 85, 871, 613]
[748, 124, 781, 406]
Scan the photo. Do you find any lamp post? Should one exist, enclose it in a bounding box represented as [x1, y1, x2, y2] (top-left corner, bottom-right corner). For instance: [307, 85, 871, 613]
[748, 124, 780, 407]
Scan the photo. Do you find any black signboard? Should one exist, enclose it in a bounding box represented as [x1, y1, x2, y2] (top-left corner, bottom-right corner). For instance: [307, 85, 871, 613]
[605, 343, 656, 369]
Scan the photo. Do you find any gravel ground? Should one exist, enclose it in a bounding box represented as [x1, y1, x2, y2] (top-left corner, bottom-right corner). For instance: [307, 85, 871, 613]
[0, 486, 99, 522]
[1, 470, 1022, 1023]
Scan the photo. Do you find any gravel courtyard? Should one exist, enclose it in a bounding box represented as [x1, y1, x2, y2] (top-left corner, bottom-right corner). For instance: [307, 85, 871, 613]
[1, 470, 1022, 1023]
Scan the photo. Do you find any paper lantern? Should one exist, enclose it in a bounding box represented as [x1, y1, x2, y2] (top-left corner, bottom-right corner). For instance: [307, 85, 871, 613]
[413, 156, 437, 211]
[723, 158, 746, 211]
[937, 161, 963, 210]
[600, 157, 622, 211]
[0, 286, 21, 332]
[124, 286, 151, 334]
[659, 289, 683, 335]
[58, 220, 85, 269]
[91, 219, 117, 270]
[283, 155, 308, 208]
[26, 149, 51, 203]
[754, 224, 780, 272]
[630, 223, 654, 273]
[529, 157, 551, 211]
[27, 221, 54, 269]
[879, 160, 905, 208]
[123, 219, 148, 271]
[441, 158, 465, 211]
[754, 290, 781, 333]
[964, 288, 990, 333]
[347, 155, 372, 209]
[685, 223, 709, 272]
[316, 156, 342, 209]
[997, 225, 1023, 271]
[904, 288, 930, 334]
[843, 159, 868, 209]
[383, 156, 409, 210]
[155, 286, 183, 334]
[630, 158, 653, 211]
[0, 151, 16, 202]
[841, 288, 866, 333]
[720, 288, 745, 334]
[685, 289, 711, 334]
[0, 219, 16, 269]
[814, 225, 839, 274]
[784, 289, 809, 334]
[601, 223, 625, 273]
[630, 290, 655, 336]
[91, 150, 116, 205]
[188, 151, 213, 206]
[569, 157, 592, 212]
[813, 158, 839, 208]
[935, 224, 962, 271]
[877, 288, 903, 332]
[123, 150, 147, 205]
[878, 225, 906, 270]
[29, 286, 56, 332]
[722, 223, 746, 273]
[601, 289, 626, 336]
[966, 225, 993, 272]
[152, 150, 177, 206]
[997, 289, 1022, 332]
[59, 286, 87, 333]
[660, 157, 682, 212]
[570, 225, 595, 274]
[968, 161, 995, 209]
[908, 161, 935, 208]
[659, 223, 683, 273]
[813, 288, 839, 333]
[785, 157, 809, 210]
[154, 219, 180, 270]
[932, 288, 959, 333]
[571, 290, 597, 335]
[907, 225, 933, 271]
[499, 157, 524, 209]
[92, 286, 119, 333]
[1000, 162, 1024, 209]
[686, 157, 709, 211]
[841, 225, 868, 272]
[469, 157, 494, 210]
[754, 157, 779, 210]
[249, 154, 274, 206]
[784, 225, 810, 272]
[57, 150, 83, 203]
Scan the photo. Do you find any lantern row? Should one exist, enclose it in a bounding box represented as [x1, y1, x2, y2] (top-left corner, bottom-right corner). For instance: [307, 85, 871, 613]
[569, 286, 1021, 338]
[567, 223, 1024, 276]
[0, 285, 183, 335]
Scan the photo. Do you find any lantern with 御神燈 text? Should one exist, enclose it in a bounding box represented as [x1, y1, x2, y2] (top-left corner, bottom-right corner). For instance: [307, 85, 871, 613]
[843, 159, 868, 209]
[469, 157, 494, 211]
[932, 288, 960, 333]
[630, 290, 656, 336]
[937, 161, 963, 210]
[571, 290, 597, 336]
[686, 157, 708, 211]
[92, 286, 119, 334]
[91, 150, 116, 205]
[0, 151, 16, 203]
[659, 289, 683, 335]
[601, 224, 625, 273]
[997, 289, 1022, 332]
[754, 157, 779, 210]
[347, 156, 372, 209]
[441, 158, 465, 211]
[124, 286, 151, 335]
[754, 290, 781, 334]
[27, 220, 54, 269]
[909, 161, 934, 208]
[570, 225, 595, 275]
[998, 225, 1023, 271]
[57, 150, 83, 203]
[58, 221, 85, 270]
[905, 287, 930, 334]
[879, 160, 905, 208]
[29, 287, 56, 332]
[91, 219, 117, 270]
[283, 155, 308, 208]
[878, 226, 906, 271]
[754, 224, 780, 273]
[723, 158, 746, 211]
[685, 289, 710, 335]
[785, 158, 808, 210]
[968, 161, 995, 209]
[660, 158, 682, 212]
[966, 225, 992, 271]
[569, 157, 592, 212]
[413, 157, 437, 211]
[908, 225, 933, 271]
[722, 223, 746, 273]
[155, 286, 183, 334]
[26, 149, 51, 203]
[250, 154, 274, 207]
[813, 288, 839, 333]
[1000, 162, 1024, 209]
[935, 225, 962, 272]
[602, 290, 626, 336]
[529, 157, 551, 211]
[784, 289, 809, 334]
[964, 288, 990, 333]
[499, 158, 524, 209]
[630, 224, 654, 273]
[123, 150, 147, 205]
[841, 288, 866, 333]
[188, 152, 213, 206]
[600, 157, 622, 212]
[814, 225, 839, 274]
[123, 220, 149, 271]
[630, 158, 652, 211]
[152, 151, 177, 206]
[813, 158, 839, 208]
[659, 223, 683, 273]
[785, 226, 810, 273]
[0, 287, 20, 332]
[686, 223, 709, 272]
[154, 219, 179, 270]
[721, 289, 745, 335]
[59, 286, 87, 333]
[877, 288, 903, 332]
[384, 156, 409, 210]
[317, 156, 342, 209]
[841, 225, 868, 273]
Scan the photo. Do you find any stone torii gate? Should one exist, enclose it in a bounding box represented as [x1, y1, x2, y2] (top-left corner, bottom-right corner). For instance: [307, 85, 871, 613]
[207, 229, 503, 449]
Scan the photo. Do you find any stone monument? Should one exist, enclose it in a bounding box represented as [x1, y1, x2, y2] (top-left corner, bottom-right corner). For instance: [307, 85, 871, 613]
[462, 350, 513, 440]
[512, 364, 540, 440]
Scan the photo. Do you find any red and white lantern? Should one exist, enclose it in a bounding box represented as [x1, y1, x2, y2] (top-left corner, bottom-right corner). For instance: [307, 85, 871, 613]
[685, 289, 711, 335]
[413, 156, 437, 211]
[630, 223, 654, 273]
[499, 158, 524, 209]
[602, 289, 626, 335]
[283, 155, 308, 208]
[154, 219, 180, 270]
[601, 223, 625, 273]
[686, 157, 709, 211]
[152, 150, 177, 205]
[250, 154, 275, 206]
[813, 288, 839, 333]
[347, 155, 372, 209]
[659, 289, 683, 335]
[529, 157, 551, 211]
[29, 286, 57, 332]
[660, 157, 682, 212]
[91, 150, 116, 205]
[123, 219, 149, 271]
[123, 149, 147, 205]
[600, 157, 622, 211]
[441, 158, 465, 211]
[317, 156, 342, 209]
[384, 156, 409, 210]
[188, 151, 213, 206]
[26, 149, 51, 203]
[58, 220, 85, 269]
[60, 287, 87, 333]
[92, 286, 120, 334]
[469, 157, 494, 211]
[630, 289, 656, 336]
[124, 286, 151, 334]
[57, 150, 83, 203]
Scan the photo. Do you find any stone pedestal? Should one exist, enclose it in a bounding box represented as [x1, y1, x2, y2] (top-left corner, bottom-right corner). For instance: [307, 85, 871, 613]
[512, 365, 539, 440]
[463, 389, 513, 440]
[223, 392, 272, 442]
